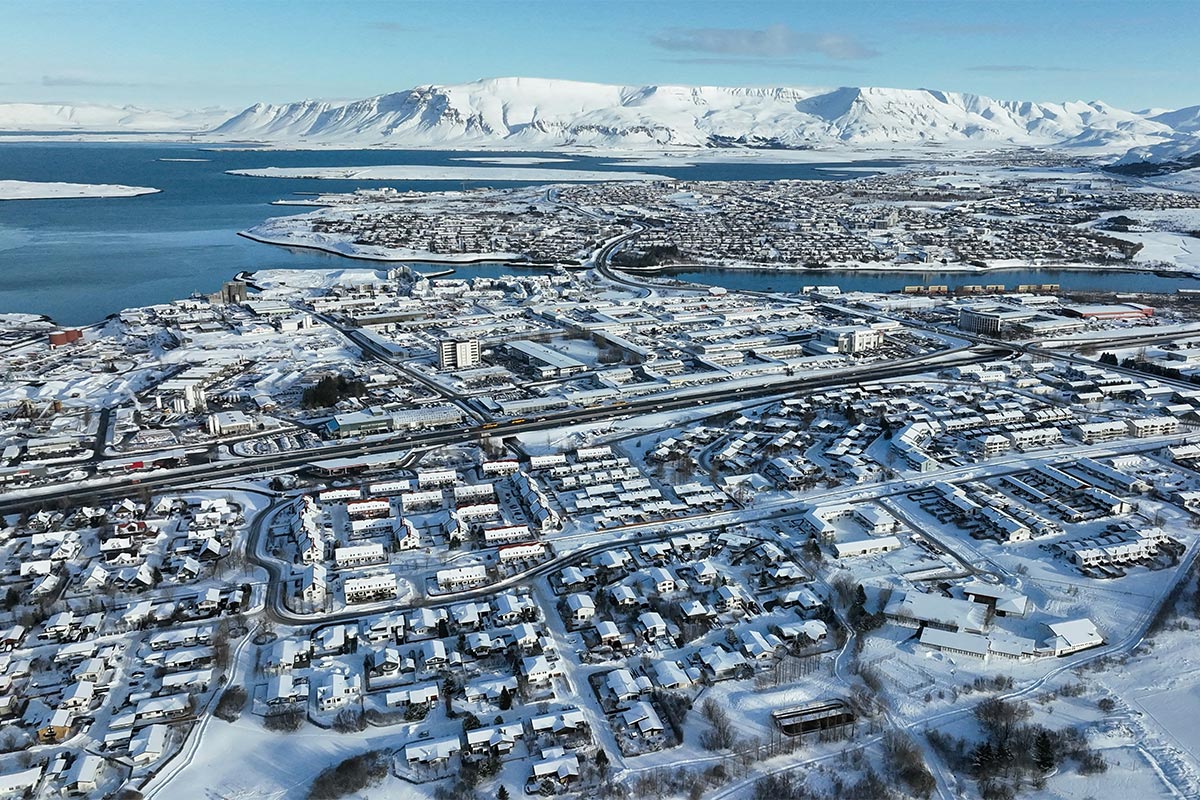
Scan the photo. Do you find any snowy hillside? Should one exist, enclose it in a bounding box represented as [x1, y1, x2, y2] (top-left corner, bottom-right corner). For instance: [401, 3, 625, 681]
[0, 102, 227, 132]
[213, 76, 1185, 151]
[1150, 105, 1200, 135]
[1109, 135, 1200, 175]
[5, 78, 1198, 159]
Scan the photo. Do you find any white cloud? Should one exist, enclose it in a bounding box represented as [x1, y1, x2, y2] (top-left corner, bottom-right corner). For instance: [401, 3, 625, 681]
[652, 23, 878, 61]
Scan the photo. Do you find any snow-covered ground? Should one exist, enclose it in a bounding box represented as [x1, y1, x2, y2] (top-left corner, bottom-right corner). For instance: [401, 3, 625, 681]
[0, 179, 160, 200]
[0, 100, 226, 132]
[451, 156, 573, 165]
[1143, 168, 1200, 194]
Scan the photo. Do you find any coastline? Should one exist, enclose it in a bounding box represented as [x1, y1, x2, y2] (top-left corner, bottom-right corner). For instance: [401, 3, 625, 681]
[225, 164, 677, 183]
[236, 229, 570, 269]
[622, 259, 1200, 279]
[238, 226, 1199, 289]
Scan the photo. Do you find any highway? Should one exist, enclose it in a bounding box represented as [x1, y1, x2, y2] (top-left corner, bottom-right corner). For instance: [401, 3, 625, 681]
[590, 224, 692, 296]
[0, 342, 1008, 514]
[320, 313, 486, 425]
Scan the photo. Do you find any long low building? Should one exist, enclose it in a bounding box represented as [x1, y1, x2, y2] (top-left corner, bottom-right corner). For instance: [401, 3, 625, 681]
[307, 451, 409, 477]
[884, 592, 988, 634]
[334, 543, 387, 569]
[1060, 303, 1154, 320]
[1045, 618, 1103, 656]
[344, 574, 397, 604]
[833, 535, 902, 559]
[498, 542, 547, 563]
[506, 340, 589, 377]
[326, 405, 464, 438]
[1053, 528, 1169, 569]
[484, 524, 533, 544]
[919, 628, 1037, 661]
[436, 565, 488, 591]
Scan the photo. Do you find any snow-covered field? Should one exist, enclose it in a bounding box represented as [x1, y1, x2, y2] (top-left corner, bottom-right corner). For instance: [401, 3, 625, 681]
[1145, 168, 1200, 194]
[227, 164, 673, 182]
[0, 179, 160, 200]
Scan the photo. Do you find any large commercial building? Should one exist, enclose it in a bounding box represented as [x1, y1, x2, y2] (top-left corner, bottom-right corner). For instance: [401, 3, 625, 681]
[957, 304, 1086, 338]
[206, 410, 255, 436]
[1060, 303, 1154, 321]
[326, 405, 464, 438]
[957, 305, 1034, 336]
[818, 324, 886, 354]
[506, 340, 589, 378]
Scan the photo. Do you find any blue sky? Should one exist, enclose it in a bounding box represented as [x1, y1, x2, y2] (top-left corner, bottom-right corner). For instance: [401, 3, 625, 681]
[3, 0, 1196, 111]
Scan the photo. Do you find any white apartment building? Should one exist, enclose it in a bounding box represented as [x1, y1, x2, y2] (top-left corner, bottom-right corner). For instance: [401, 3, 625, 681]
[1126, 417, 1178, 438]
[498, 542, 547, 563]
[1005, 426, 1061, 450]
[436, 565, 488, 591]
[484, 524, 533, 544]
[438, 338, 481, 371]
[1073, 421, 1129, 444]
[344, 574, 397, 604]
[334, 543, 387, 569]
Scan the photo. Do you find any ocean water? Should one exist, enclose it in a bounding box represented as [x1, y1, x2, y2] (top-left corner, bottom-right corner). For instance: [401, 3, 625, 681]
[0, 143, 1190, 324]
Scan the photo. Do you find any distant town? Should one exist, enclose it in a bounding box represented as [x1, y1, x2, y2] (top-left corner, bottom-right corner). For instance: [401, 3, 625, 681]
[246, 160, 1197, 277]
[4, 159, 1200, 800]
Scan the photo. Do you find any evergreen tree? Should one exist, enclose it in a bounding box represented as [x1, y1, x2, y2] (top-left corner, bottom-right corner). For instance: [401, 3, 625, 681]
[972, 740, 996, 779]
[595, 748, 610, 779]
[848, 584, 883, 631]
[301, 373, 368, 409]
[498, 788, 510, 800]
[1034, 729, 1057, 773]
[996, 741, 1015, 779]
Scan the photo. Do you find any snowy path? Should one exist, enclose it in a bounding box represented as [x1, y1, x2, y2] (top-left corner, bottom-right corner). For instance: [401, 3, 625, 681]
[140, 623, 261, 798]
[532, 580, 628, 771]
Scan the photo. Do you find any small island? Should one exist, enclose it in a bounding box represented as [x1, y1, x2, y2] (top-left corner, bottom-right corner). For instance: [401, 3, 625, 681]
[0, 179, 161, 201]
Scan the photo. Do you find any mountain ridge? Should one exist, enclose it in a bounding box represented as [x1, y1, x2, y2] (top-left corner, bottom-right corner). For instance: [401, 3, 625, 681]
[0, 101, 228, 132]
[3, 78, 1199, 167]
[211, 77, 1187, 152]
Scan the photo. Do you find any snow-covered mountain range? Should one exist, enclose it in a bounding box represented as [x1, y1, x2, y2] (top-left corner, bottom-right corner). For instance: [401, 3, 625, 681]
[3, 78, 1199, 168]
[211, 78, 1199, 154]
[0, 101, 228, 132]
